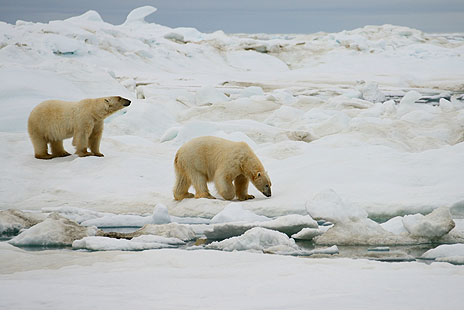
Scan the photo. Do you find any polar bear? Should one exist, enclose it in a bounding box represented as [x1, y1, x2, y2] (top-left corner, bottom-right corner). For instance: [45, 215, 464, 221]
[28, 96, 131, 159]
[173, 136, 272, 201]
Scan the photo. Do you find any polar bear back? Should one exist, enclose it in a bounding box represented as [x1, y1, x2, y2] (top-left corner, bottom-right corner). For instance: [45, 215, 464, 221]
[175, 136, 252, 181]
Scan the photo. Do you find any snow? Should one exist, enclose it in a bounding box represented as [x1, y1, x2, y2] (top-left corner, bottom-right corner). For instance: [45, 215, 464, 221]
[0, 6, 464, 309]
[152, 203, 171, 224]
[195, 86, 230, 106]
[306, 189, 368, 222]
[123, 6, 157, 25]
[209, 202, 270, 224]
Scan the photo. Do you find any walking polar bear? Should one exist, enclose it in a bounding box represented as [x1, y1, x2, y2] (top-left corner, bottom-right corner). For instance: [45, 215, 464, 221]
[28, 96, 131, 159]
[173, 136, 272, 201]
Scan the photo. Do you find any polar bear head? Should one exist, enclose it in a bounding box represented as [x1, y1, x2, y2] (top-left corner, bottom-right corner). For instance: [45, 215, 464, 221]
[104, 96, 131, 113]
[91, 96, 131, 119]
[252, 171, 271, 197]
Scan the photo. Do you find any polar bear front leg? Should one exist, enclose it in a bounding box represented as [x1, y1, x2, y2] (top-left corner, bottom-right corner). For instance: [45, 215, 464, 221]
[215, 171, 235, 200]
[88, 121, 104, 157]
[190, 171, 215, 199]
[73, 128, 93, 157]
[235, 174, 255, 200]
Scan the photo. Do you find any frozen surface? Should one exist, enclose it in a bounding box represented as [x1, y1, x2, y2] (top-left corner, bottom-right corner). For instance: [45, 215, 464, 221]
[0, 6, 464, 309]
[0, 244, 463, 309]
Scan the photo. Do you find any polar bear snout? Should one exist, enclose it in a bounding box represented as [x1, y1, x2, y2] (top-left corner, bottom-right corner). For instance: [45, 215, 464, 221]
[263, 186, 272, 197]
[120, 97, 131, 107]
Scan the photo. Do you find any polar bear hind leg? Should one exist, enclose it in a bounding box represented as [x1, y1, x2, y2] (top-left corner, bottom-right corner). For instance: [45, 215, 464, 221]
[31, 135, 53, 159]
[214, 171, 235, 200]
[173, 169, 195, 200]
[50, 140, 71, 158]
[189, 171, 215, 199]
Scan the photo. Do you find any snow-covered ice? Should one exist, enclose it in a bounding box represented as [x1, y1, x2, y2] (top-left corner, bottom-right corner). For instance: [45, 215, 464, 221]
[0, 244, 463, 309]
[206, 227, 300, 253]
[292, 227, 324, 240]
[0, 5, 464, 309]
[209, 202, 270, 224]
[0, 209, 46, 236]
[72, 235, 183, 251]
[313, 205, 460, 246]
[420, 243, 464, 265]
[402, 206, 455, 239]
[8, 213, 97, 247]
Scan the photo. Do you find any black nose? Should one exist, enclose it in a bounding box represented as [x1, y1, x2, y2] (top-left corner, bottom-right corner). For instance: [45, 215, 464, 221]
[123, 98, 131, 107]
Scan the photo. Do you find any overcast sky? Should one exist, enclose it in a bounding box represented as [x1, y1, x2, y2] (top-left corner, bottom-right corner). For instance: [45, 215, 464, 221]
[0, 0, 464, 34]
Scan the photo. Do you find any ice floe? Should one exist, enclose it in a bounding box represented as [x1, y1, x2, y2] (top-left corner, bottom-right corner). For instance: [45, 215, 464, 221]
[206, 227, 299, 253]
[402, 207, 455, 239]
[129, 223, 197, 241]
[72, 235, 181, 251]
[8, 213, 98, 247]
[292, 227, 324, 240]
[0, 209, 47, 236]
[307, 190, 460, 246]
[420, 243, 464, 265]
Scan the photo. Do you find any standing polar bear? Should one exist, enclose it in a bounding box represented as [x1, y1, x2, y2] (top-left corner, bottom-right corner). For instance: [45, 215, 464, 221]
[28, 96, 131, 159]
[173, 136, 272, 201]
